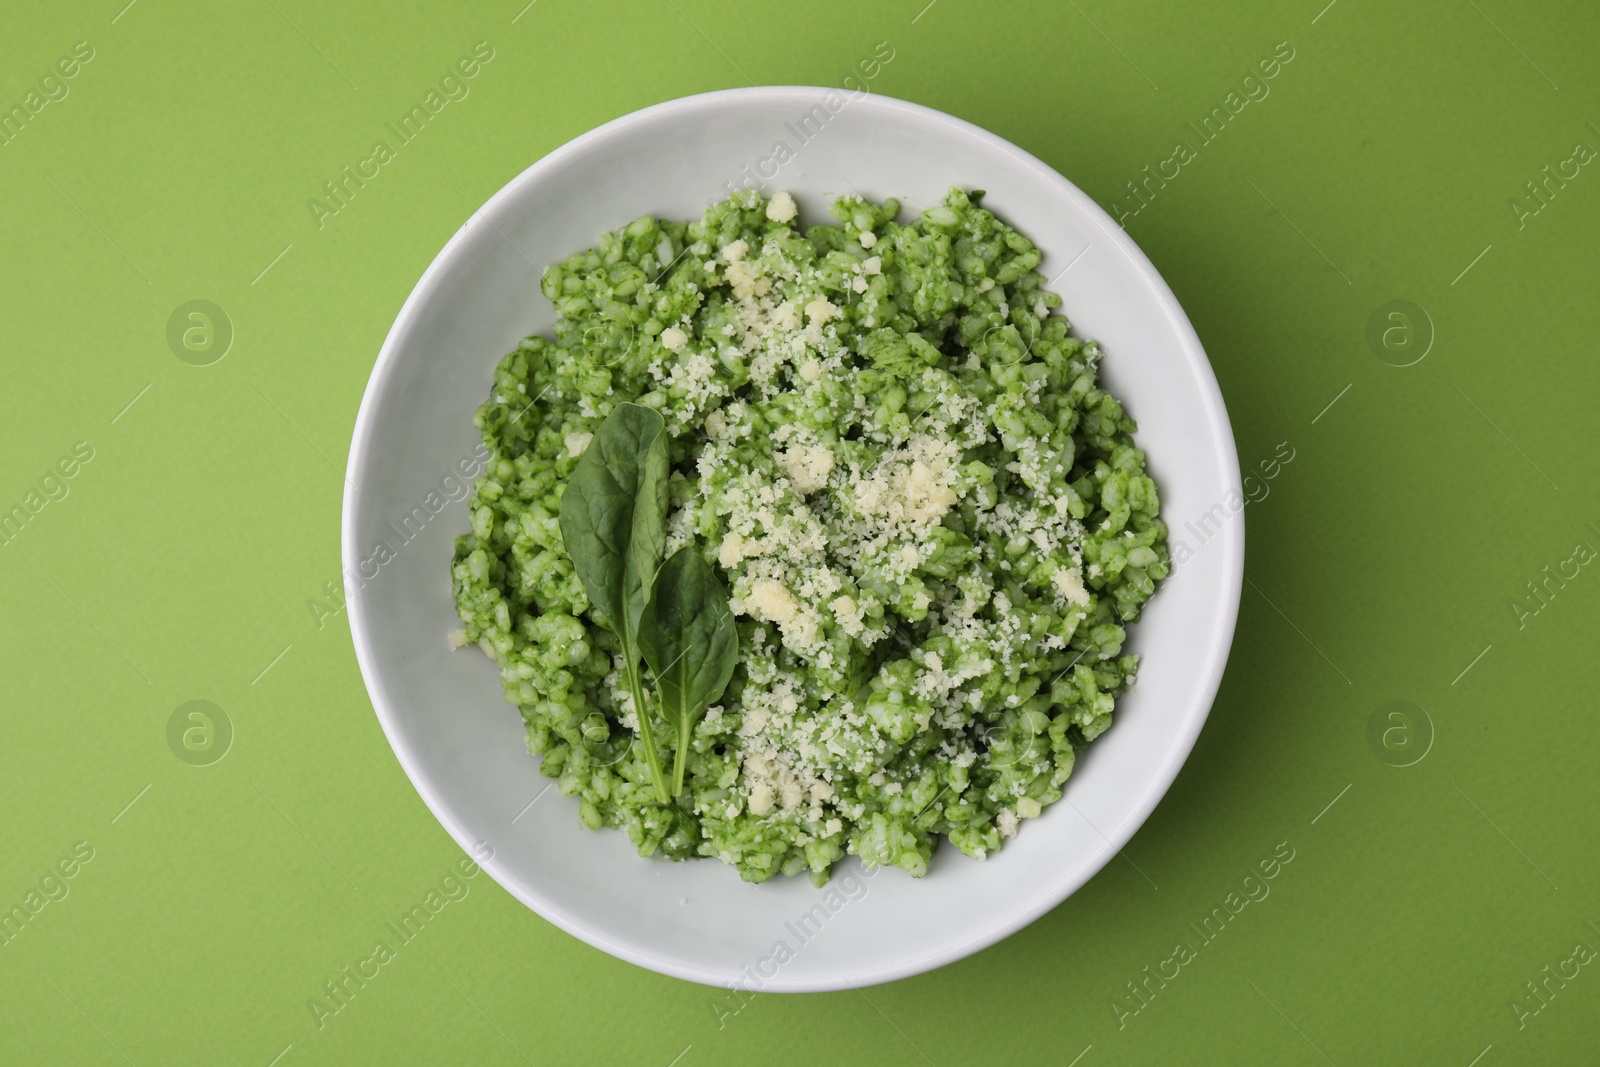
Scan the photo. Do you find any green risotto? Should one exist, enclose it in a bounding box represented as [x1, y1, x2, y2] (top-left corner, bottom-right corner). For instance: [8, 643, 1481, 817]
[450, 187, 1169, 885]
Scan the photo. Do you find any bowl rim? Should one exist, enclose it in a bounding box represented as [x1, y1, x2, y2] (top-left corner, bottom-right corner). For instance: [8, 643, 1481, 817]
[342, 84, 1244, 992]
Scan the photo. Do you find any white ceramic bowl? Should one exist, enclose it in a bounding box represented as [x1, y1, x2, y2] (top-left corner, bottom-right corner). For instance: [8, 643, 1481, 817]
[344, 86, 1242, 992]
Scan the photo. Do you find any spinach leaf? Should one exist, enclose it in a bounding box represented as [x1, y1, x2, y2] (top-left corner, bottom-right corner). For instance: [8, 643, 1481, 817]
[557, 403, 672, 802]
[639, 547, 739, 796]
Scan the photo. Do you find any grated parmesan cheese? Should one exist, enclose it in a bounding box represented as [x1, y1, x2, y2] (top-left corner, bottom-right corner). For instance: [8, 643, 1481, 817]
[1051, 566, 1091, 607]
[765, 191, 798, 223]
[775, 445, 835, 495]
[804, 297, 839, 326]
[743, 578, 799, 623]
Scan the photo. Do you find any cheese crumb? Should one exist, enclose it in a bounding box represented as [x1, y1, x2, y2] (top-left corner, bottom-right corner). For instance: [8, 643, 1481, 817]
[719, 531, 748, 568]
[745, 578, 799, 623]
[830, 595, 864, 636]
[847, 436, 963, 580]
[859, 230, 877, 248]
[905, 461, 957, 520]
[660, 326, 688, 351]
[564, 432, 593, 458]
[725, 260, 769, 301]
[1052, 566, 1091, 607]
[776, 444, 835, 494]
[804, 297, 839, 326]
[863, 255, 882, 275]
[766, 191, 798, 223]
[447, 628, 470, 649]
[740, 702, 771, 736]
[721, 238, 748, 262]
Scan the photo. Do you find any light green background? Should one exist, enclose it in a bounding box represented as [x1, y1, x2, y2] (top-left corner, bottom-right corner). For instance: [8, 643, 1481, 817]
[3, 0, 1597, 1063]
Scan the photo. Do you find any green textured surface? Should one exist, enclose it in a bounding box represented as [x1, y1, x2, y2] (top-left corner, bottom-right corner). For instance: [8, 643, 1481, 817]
[2, 0, 1597, 1063]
